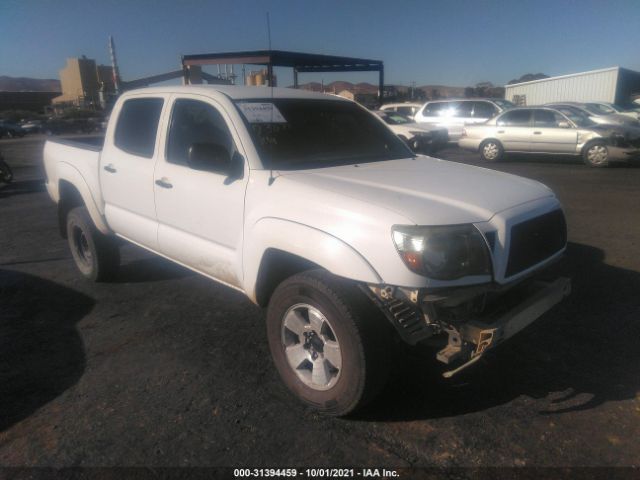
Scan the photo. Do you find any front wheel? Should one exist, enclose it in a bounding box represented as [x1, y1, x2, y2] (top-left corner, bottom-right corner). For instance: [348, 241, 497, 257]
[266, 270, 391, 416]
[480, 139, 504, 162]
[583, 141, 610, 167]
[66, 207, 120, 282]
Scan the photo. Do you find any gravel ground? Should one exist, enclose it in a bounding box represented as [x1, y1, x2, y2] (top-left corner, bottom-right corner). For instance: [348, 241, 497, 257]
[0, 135, 639, 471]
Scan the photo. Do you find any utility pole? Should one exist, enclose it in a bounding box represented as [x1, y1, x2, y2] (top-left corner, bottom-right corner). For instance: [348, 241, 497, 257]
[108, 35, 121, 95]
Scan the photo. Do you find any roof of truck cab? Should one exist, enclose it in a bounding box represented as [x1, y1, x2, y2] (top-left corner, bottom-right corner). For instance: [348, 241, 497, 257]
[122, 85, 349, 101]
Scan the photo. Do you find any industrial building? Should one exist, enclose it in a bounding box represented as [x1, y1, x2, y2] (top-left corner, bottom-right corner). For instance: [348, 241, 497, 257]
[504, 66, 640, 106]
[181, 50, 385, 104]
[52, 56, 115, 107]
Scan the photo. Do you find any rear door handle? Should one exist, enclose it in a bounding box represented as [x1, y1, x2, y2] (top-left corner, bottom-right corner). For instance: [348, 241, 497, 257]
[155, 178, 173, 189]
[533, 131, 542, 135]
[497, 130, 505, 134]
[103, 164, 117, 173]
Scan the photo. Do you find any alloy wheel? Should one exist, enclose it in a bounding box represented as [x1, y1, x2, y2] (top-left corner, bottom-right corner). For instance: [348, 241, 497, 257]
[281, 303, 342, 391]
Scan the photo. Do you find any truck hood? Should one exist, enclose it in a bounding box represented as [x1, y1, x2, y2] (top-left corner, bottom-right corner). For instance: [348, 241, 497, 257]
[278, 157, 555, 225]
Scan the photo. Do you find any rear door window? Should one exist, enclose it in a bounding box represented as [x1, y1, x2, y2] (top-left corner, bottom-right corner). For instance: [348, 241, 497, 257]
[455, 101, 473, 118]
[534, 110, 564, 127]
[497, 109, 532, 126]
[397, 106, 416, 116]
[423, 102, 447, 116]
[114, 98, 164, 158]
[472, 101, 498, 119]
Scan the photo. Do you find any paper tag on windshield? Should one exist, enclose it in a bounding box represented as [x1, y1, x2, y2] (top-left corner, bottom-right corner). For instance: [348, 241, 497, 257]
[238, 102, 287, 123]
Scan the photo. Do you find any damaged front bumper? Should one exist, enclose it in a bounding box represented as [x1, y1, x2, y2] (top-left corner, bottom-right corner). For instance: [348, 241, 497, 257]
[440, 277, 570, 377]
[607, 145, 640, 162]
[364, 276, 571, 378]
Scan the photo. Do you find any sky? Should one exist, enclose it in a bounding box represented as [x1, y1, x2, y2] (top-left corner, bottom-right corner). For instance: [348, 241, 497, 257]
[1, 0, 640, 88]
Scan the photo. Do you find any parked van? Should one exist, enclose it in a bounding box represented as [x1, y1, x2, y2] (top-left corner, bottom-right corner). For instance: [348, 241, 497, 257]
[414, 98, 514, 142]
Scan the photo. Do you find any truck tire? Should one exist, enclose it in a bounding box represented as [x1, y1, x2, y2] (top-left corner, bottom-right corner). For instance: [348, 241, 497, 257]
[266, 269, 391, 416]
[582, 141, 610, 167]
[479, 139, 504, 162]
[66, 207, 119, 282]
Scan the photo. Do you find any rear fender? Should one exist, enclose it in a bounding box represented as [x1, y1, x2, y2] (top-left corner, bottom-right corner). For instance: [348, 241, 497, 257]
[57, 162, 110, 234]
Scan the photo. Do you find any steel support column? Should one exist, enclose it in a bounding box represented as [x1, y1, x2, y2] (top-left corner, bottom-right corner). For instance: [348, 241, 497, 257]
[379, 67, 384, 106]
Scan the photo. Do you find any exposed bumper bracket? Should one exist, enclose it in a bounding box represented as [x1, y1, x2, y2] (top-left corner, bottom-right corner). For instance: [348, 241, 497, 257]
[442, 277, 571, 378]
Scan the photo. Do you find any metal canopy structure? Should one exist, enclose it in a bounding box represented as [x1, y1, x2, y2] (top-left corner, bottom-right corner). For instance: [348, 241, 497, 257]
[181, 50, 385, 103]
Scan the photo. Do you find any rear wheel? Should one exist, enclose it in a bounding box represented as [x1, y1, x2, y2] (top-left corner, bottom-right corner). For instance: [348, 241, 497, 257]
[480, 139, 504, 162]
[266, 270, 391, 416]
[66, 207, 120, 282]
[583, 141, 610, 167]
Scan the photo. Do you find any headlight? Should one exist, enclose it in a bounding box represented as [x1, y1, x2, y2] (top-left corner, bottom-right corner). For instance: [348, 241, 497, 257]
[392, 224, 491, 280]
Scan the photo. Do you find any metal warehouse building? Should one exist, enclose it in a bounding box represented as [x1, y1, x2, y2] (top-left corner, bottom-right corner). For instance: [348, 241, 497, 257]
[504, 66, 640, 106]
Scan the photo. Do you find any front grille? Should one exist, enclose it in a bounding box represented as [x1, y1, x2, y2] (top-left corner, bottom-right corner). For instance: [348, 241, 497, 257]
[505, 209, 567, 277]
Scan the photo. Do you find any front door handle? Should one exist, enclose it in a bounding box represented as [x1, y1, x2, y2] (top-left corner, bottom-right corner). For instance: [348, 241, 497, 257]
[497, 130, 505, 134]
[155, 178, 173, 189]
[103, 164, 117, 173]
[533, 131, 542, 135]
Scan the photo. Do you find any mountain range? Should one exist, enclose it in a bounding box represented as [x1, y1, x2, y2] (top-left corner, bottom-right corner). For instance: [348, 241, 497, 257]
[0, 76, 61, 92]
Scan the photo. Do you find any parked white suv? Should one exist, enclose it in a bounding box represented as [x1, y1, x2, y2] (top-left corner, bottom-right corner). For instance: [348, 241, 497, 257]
[414, 98, 515, 142]
[43, 86, 569, 415]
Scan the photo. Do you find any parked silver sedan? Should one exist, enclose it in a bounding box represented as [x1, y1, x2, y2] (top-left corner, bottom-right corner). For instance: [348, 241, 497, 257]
[459, 106, 640, 167]
[546, 102, 640, 128]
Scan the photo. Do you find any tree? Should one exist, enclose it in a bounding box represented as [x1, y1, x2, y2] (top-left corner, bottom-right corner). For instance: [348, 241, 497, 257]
[507, 73, 549, 85]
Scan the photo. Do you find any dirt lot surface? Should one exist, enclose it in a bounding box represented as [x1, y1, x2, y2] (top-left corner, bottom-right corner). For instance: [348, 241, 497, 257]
[1, 135, 639, 471]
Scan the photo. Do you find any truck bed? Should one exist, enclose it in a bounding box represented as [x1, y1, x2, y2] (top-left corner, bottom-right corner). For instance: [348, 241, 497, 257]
[43, 135, 106, 231]
[47, 135, 105, 152]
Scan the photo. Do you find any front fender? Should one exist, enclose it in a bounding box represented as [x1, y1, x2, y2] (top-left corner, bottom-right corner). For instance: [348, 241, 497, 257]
[243, 217, 382, 302]
[57, 162, 110, 234]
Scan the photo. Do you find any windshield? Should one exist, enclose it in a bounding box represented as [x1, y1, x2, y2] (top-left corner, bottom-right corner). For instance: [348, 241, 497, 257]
[235, 99, 413, 169]
[584, 103, 615, 115]
[614, 102, 640, 112]
[493, 99, 515, 110]
[554, 106, 596, 127]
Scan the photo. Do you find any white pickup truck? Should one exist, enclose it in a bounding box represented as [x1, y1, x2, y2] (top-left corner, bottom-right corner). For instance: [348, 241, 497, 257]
[44, 85, 570, 415]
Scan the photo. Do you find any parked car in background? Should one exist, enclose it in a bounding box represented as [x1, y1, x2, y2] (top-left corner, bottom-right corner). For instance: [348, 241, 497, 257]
[43, 117, 104, 135]
[584, 102, 640, 120]
[459, 106, 640, 167]
[0, 121, 26, 138]
[373, 110, 448, 153]
[414, 98, 514, 142]
[546, 102, 640, 128]
[20, 119, 44, 134]
[379, 102, 424, 119]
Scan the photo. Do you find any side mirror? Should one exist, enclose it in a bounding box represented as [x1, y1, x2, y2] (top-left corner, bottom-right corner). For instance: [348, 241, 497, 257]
[558, 121, 571, 128]
[187, 143, 231, 174]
